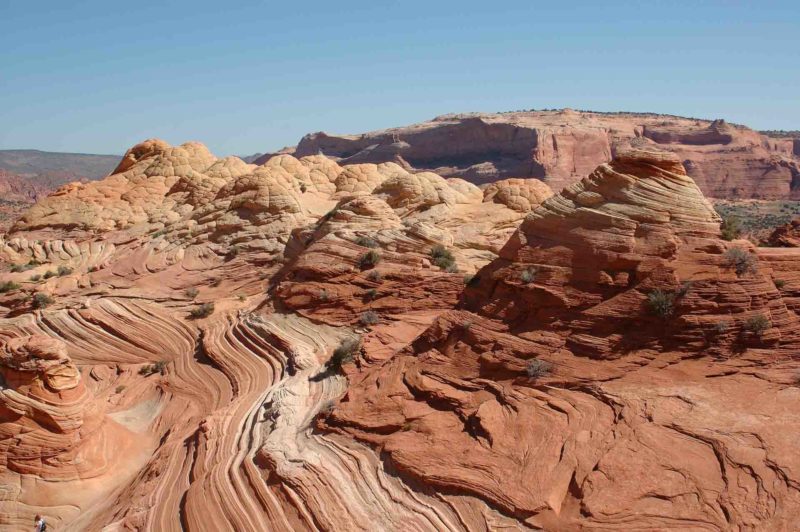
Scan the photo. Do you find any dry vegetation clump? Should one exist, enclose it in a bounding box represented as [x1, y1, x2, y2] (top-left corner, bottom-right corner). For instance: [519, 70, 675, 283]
[359, 250, 381, 269]
[723, 248, 758, 276]
[189, 302, 215, 318]
[327, 336, 361, 371]
[526, 359, 553, 379]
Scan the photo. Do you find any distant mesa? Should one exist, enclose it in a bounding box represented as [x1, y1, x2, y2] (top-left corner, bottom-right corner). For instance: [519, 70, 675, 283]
[257, 109, 800, 200]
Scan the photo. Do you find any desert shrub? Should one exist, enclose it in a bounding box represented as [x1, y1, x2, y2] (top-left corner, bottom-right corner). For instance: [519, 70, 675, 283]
[57, 265, 73, 276]
[719, 215, 742, 241]
[366, 269, 382, 282]
[43, 270, 56, 279]
[359, 250, 381, 269]
[300, 183, 307, 193]
[677, 280, 693, 298]
[29, 274, 42, 282]
[327, 336, 361, 371]
[31, 292, 54, 309]
[238, 294, 246, 302]
[444, 262, 459, 273]
[364, 288, 378, 300]
[774, 279, 786, 289]
[430, 245, 455, 271]
[520, 267, 538, 284]
[139, 360, 168, 376]
[189, 302, 215, 319]
[355, 235, 379, 248]
[152, 229, 167, 237]
[319, 289, 329, 301]
[115, 385, 126, 393]
[0, 281, 21, 293]
[359, 310, 380, 326]
[646, 289, 675, 318]
[10, 259, 39, 273]
[722, 248, 758, 276]
[713, 321, 729, 334]
[185, 287, 199, 299]
[743, 314, 770, 337]
[526, 359, 553, 379]
[226, 246, 240, 259]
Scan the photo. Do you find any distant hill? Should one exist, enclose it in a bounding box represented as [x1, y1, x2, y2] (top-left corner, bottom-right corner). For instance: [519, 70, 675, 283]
[0, 149, 120, 187]
[0, 150, 121, 233]
[236, 152, 264, 163]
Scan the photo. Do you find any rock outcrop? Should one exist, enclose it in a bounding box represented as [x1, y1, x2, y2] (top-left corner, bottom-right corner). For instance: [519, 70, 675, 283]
[2, 138, 800, 530]
[261, 110, 800, 199]
[320, 147, 800, 530]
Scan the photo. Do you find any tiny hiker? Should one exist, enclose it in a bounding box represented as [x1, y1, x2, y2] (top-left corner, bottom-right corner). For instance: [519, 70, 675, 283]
[34, 514, 47, 532]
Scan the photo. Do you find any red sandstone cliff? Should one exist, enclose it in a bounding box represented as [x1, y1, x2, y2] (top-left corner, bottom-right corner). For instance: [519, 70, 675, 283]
[258, 110, 800, 199]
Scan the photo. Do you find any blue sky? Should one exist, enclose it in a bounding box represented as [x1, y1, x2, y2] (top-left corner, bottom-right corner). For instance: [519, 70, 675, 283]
[1, 1, 798, 155]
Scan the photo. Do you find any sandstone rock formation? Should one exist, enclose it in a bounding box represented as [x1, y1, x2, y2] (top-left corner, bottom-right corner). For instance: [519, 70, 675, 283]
[768, 218, 800, 247]
[2, 138, 800, 531]
[319, 147, 800, 529]
[261, 110, 800, 199]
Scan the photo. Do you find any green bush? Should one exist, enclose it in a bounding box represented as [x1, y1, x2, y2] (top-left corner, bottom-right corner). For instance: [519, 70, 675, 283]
[57, 265, 73, 276]
[364, 288, 378, 301]
[226, 246, 240, 259]
[520, 267, 538, 284]
[327, 337, 361, 371]
[430, 245, 455, 271]
[646, 289, 675, 318]
[526, 359, 553, 379]
[30, 274, 42, 282]
[31, 292, 54, 309]
[43, 270, 56, 279]
[0, 281, 21, 293]
[774, 279, 786, 289]
[359, 310, 380, 326]
[359, 250, 381, 269]
[186, 287, 199, 299]
[723, 248, 758, 276]
[720, 215, 742, 241]
[743, 314, 770, 337]
[189, 302, 215, 319]
[355, 235, 379, 248]
[366, 270, 382, 282]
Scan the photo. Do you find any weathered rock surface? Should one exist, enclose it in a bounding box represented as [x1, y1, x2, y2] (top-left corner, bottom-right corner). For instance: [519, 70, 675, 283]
[768, 218, 800, 247]
[2, 139, 800, 531]
[264, 110, 800, 199]
[320, 147, 800, 530]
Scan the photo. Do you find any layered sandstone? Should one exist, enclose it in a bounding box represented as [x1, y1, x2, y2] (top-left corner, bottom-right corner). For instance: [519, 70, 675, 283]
[2, 138, 800, 531]
[320, 147, 800, 529]
[262, 110, 800, 199]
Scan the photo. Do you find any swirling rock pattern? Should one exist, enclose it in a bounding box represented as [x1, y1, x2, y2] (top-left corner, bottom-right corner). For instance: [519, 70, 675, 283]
[1, 139, 799, 531]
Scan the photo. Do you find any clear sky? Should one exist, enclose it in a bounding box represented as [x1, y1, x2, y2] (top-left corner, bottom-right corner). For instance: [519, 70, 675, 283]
[1, 1, 798, 156]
